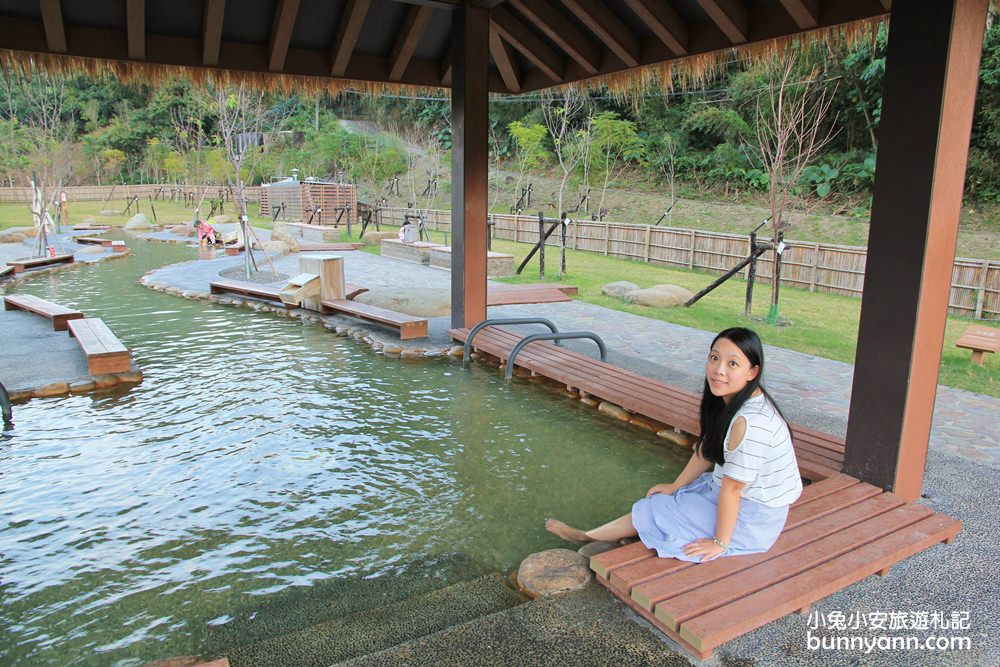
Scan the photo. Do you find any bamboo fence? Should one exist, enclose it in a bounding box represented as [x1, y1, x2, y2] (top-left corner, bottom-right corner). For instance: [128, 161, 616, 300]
[377, 207, 1000, 321]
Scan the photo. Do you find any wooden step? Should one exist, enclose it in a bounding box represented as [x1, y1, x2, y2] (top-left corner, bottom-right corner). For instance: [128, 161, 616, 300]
[321, 300, 428, 340]
[67, 317, 131, 374]
[4, 294, 84, 330]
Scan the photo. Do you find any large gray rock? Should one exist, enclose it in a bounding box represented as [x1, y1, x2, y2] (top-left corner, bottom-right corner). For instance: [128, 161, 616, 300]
[264, 240, 291, 255]
[270, 228, 300, 252]
[354, 287, 450, 317]
[170, 224, 195, 237]
[363, 230, 399, 246]
[0, 230, 26, 243]
[624, 284, 693, 308]
[99, 209, 117, 216]
[601, 281, 640, 298]
[80, 217, 98, 226]
[516, 548, 592, 598]
[212, 214, 231, 224]
[124, 213, 153, 230]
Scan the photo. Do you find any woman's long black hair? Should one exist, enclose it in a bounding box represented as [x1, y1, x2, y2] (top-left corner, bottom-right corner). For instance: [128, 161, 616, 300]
[695, 327, 787, 466]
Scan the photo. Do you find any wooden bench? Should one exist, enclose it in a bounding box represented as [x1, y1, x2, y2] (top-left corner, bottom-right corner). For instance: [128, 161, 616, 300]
[450, 326, 845, 482]
[67, 318, 132, 374]
[0, 265, 13, 280]
[591, 474, 961, 660]
[956, 325, 999, 365]
[75, 236, 113, 247]
[297, 243, 362, 251]
[210, 279, 367, 305]
[4, 294, 84, 331]
[6, 254, 75, 273]
[322, 300, 428, 339]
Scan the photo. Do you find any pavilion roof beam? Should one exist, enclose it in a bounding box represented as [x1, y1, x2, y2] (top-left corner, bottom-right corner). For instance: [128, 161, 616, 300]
[490, 6, 564, 82]
[389, 5, 434, 81]
[559, 0, 639, 67]
[696, 0, 748, 44]
[38, 0, 67, 54]
[778, 0, 819, 29]
[331, 0, 371, 77]
[126, 0, 145, 60]
[508, 0, 600, 73]
[489, 31, 521, 92]
[622, 0, 688, 56]
[268, 0, 300, 72]
[440, 46, 452, 85]
[202, 0, 225, 66]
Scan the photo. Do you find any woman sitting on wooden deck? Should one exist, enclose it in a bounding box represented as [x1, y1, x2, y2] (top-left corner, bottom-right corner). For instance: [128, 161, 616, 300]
[546, 327, 802, 562]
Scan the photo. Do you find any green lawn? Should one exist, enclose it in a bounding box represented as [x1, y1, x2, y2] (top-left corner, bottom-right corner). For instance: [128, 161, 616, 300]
[358, 227, 1000, 398]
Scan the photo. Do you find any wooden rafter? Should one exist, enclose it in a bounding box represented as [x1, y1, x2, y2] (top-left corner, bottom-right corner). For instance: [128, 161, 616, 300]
[623, 0, 688, 56]
[389, 5, 433, 81]
[440, 47, 452, 85]
[880, 0, 892, 9]
[696, 0, 748, 44]
[489, 32, 521, 92]
[508, 0, 599, 74]
[490, 6, 564, 82]
[268, 0, 300, 72]
[126, 0, 145, 60]
[559, 0, 638, 68]
[778, 0, 819, 29]
[38, 0, 67, 54]
[331, 0, 371, 77]
[202, 0, 225, 66]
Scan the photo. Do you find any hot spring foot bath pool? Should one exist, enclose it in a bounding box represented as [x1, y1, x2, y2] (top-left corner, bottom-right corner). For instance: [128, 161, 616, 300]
[0, 238, 685, 665]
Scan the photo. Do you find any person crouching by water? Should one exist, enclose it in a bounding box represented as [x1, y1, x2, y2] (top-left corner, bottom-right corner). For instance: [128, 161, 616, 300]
[545, 327, 802, 562]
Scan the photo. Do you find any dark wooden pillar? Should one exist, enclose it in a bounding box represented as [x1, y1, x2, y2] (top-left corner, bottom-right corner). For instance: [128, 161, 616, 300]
[845, 0, 988, 502]
[450, 5, 489, 329]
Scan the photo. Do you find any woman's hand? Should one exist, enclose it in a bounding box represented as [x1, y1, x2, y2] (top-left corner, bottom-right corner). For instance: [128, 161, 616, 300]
[645, 482, 678, 497]
[682, 538, 726, 562]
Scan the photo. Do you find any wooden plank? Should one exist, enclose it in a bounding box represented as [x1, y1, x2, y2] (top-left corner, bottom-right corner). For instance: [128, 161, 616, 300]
[624, 481, 884, 607]
[126, 0, 145, 60]
[0, 265, 13, 279]
[559, 0, 639, 67]
[8, 254, 74, 273]
[4, 294, 84, 330]
[331, 0, 371, 77]
[490, 6, 564, 82]
[75, 236, 113, 246]
[489, 31, 521, 93]
[321, 299, 428, 340]
[590, 540, 654, 579]
[202, 0, 225, 65]
[678, 513, 962, 655]
[696, 0, 748, 44]
[508, 0, 600, 73]
[39, 0, 67, 53]
[778, 0, 819, 28]
[622, 0, 688, 55]
[268, 0, 300, 72]
[68, 318, 131, 374]
[388, 5, 433, 82]
[648, 493, 912, 625]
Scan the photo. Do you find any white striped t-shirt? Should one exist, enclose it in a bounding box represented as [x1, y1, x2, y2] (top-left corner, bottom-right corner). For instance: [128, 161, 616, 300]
[711, 393, 803, 508]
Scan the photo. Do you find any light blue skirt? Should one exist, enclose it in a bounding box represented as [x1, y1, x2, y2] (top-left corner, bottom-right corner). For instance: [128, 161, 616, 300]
[631, 472, 788, 562]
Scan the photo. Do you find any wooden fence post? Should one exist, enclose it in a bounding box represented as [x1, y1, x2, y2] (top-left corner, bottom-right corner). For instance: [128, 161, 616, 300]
[974, 258, 990, 319]
[605, 223, 611, 256]
[810, 242, 821, 292]
[644, 225, 652, 263]
[688, 230, 695, 269]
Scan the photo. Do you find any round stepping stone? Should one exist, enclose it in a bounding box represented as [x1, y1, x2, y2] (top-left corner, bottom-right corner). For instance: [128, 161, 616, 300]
[516, 548, 592, 598]
[578, 541, 618, 558]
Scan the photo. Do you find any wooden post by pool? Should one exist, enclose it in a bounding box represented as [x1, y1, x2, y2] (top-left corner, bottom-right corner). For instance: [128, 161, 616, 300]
[450, 5, 489, 329]
[845, 0, 988, 502]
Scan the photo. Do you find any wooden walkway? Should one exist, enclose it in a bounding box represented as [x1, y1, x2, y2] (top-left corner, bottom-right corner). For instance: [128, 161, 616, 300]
[486, 283, 577, 306]
[450, 325, 843, 481]
[590, 474, 961, 659]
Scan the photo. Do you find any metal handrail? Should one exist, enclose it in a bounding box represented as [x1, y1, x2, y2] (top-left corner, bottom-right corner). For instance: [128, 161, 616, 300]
[463, 317, 560, 367]
[505, 331, 607, 380]
[1, 380, 12, 427]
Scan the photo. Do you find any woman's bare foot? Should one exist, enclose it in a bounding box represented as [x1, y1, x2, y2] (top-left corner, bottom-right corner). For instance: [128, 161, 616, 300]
[545, 518, 592, 544]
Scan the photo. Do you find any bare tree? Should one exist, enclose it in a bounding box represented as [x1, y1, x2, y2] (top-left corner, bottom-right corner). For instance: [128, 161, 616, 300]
[5, 66, 74, 192]
[745, 57, 838, 322]
[540, 88, 587, 218]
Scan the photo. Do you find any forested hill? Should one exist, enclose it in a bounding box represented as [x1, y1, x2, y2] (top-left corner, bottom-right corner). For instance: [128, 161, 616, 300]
[3, 19, 1000, 216]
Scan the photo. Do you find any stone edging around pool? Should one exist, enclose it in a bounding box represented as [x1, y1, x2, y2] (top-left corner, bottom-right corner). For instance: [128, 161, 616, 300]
[138, 265, 697, 452]
[6, 365, 144, 403]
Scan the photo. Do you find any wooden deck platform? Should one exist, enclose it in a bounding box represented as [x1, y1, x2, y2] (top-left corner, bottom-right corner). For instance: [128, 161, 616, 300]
[321, 299, 428, 339]
[4, 294, 84, 331]
[75, 236, 114, 247]
[7, 254, 75, 273]
[486, 283, 576, 306]
[297, 243, 362, 251]
[450, 325, 844, 481]
[67, 317, 132, 374]
[210, 278, 367, 305]
[590, 474, 961, 659]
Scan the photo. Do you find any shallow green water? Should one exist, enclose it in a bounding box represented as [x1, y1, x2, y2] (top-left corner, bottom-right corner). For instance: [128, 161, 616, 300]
[0, 238, 687, 665]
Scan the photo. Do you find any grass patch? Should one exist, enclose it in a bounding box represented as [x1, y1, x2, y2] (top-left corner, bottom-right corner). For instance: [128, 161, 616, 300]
[0, 200, 272, 231]
[363, 226, 1000, 397]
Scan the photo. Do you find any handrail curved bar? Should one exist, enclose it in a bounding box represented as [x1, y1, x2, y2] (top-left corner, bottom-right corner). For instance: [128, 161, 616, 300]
[504, 331, 607, 380]
[463, 317, 560, 367]
[0, 380, 12, 427]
